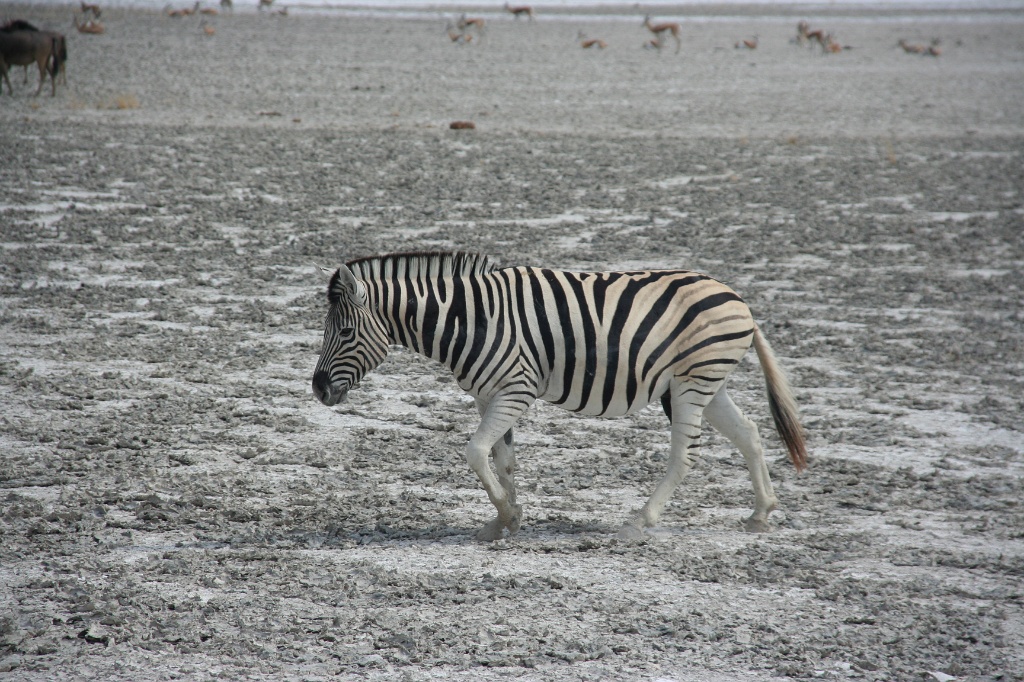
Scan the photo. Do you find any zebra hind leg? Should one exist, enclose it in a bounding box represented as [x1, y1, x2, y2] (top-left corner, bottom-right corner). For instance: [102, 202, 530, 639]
[618, 387, 710, 540]
[704, 387, 778, 532]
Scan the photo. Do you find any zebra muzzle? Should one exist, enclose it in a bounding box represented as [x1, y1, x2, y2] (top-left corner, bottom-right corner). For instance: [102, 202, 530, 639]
[312, 371, 349, 406]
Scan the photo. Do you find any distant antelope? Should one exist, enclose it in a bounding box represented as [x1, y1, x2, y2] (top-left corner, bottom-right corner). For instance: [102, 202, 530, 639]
[901, 38, 940, 56]
[200, 19, 215, 35]
[457, 14, 484, 34]
[898, 39, 926, 54]
[80, 2, 101, 19]
[199, 6, 219, 15]
[73, 15, 105, 34]
[795, 20, 810, 45]
[445, 23, 472, 44]
[167, 2, 199, 17]
[643, 15, 680, 54]
[804, 28, 830, 51]
[735, 35, 758, 50]
[258, 0, 274, 11]
[577, 32, 606, 49]
[504, 3, 534, 21]
[271, 6, 288, 16]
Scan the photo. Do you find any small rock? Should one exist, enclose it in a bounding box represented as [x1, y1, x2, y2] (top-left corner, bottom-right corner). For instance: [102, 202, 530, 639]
[0, 656, 23, 673]
[78, 624, 111, 645]
[358, 654, 387, 668]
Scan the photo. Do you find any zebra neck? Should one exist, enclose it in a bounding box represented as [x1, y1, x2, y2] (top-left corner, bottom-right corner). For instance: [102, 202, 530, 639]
[368, 274, 475, 373]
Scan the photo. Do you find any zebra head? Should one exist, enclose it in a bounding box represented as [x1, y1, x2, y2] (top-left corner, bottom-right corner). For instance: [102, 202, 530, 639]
[312, 264, 390, 406]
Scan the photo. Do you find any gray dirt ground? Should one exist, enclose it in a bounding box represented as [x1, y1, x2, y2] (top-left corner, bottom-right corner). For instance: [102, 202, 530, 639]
[1, 4, 1023, 681]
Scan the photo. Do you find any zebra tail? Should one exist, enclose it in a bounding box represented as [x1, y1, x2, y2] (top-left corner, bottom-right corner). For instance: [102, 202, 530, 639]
[752, 324, 807, 472]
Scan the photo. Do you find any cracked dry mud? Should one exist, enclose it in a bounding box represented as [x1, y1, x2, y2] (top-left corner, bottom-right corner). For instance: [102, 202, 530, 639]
[1, 6, 1023, 682]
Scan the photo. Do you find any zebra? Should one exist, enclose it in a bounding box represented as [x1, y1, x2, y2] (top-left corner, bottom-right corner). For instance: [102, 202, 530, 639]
[312, 251, 806, 541]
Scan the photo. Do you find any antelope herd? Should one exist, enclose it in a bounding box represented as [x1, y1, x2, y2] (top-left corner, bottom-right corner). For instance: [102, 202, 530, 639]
[1, 9, 951, 99]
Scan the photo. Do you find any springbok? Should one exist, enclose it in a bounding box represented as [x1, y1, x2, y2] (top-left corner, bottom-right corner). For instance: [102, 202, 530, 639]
[899, 38, 940, 56]
[199, 6, 219, 15]
[445, 23, 472, 45]
[804, 28, 830, 51]
[504, 3, 534, 21]
[166, 2, 199, 17]
[0, 23, 60, 96]
[898, 39, 925, 54]
[795, 20, 810, 45]
[577, 32, 607, 49]
[200, 19, 215, 35]
[80, 2, 101, 19]
[643, 15, 680, 54]
[735, 35, 758, 50]
[73, 15, 105, 34]
[457, 14, 484, 34]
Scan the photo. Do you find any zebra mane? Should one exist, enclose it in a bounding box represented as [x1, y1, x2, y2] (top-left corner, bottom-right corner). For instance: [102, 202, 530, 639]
[346, 251, 497, 282]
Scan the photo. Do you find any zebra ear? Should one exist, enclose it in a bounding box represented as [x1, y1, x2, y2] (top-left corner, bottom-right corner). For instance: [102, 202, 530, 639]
[329, 264, 367, 305]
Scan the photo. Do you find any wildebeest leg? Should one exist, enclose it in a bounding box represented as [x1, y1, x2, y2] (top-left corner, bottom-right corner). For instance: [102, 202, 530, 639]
[0, 61, 12, 96]
[619, 381, 714, 539]
[467, 394, 531, 541]
[704, 387, 778, 532]
[33, 56, 46, 96]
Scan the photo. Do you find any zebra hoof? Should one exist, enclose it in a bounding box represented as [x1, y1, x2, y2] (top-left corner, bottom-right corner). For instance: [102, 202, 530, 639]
[616, 523, 646, 541]
[476, 518, 506, 542]
[744, 516, 771, 533]
[506, 504, 522, 535]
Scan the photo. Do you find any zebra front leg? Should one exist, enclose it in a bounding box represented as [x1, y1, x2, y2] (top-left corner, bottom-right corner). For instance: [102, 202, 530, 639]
[473, 399, 520, 541]
[618, 390, 708, 540]
[467, 397, 530, 541]
[704, 387, 778, 532]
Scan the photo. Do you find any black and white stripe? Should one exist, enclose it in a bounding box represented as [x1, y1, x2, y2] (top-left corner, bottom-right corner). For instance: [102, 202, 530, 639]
[312, 251, 805, 540]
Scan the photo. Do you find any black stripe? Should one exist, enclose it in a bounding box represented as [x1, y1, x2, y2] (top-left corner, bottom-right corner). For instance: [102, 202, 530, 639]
[389, 270, 407, 348]
[421, 277, 440, 357]
[457, 275, 489, 383]
[529, 270, 557, 373]
[475, 272, 521, 390]
[439, 277, 468, 366]
[471, 275, 508, 388]
[563, 274, 599, 411]
[513, 270, 543, 371]
[544, 270, 579, 407]
[606, 275, 674, 411]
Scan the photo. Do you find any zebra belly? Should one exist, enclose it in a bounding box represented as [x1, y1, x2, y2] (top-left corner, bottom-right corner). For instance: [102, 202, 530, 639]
[537, 376, 670, 417]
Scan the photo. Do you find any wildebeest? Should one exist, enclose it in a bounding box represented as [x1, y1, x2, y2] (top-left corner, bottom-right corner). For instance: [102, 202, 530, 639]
[0, 20, 63, 96]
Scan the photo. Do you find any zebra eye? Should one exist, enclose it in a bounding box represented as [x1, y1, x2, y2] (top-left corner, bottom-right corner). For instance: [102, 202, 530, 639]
[339, 327, 355, 340]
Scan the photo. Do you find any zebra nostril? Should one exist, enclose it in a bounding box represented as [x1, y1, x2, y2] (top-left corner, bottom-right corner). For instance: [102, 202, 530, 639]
[312, 370, 331, 400]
